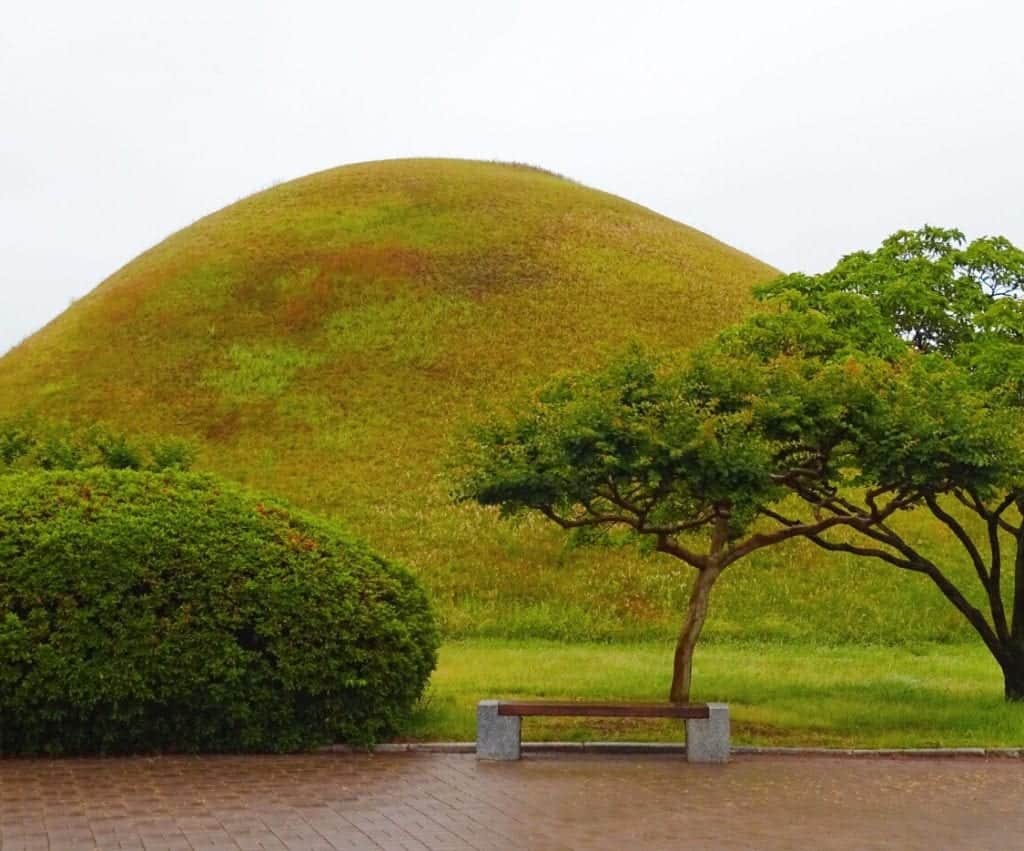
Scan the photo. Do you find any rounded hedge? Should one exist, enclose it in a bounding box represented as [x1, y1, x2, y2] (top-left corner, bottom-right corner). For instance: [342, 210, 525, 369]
[0, 470, 438, 754]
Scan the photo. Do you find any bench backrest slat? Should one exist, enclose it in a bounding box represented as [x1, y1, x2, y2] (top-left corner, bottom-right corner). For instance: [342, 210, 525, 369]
[497, 701, 710, 719]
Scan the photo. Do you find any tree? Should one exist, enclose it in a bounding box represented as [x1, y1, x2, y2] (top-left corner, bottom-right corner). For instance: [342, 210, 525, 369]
[714, 226, 1024, 700]
[455, 226, 1024, 703]
[451, 351, 903, 703]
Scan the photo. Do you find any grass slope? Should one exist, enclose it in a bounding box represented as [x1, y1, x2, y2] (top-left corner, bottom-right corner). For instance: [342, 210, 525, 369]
[0, 158, 994, 648]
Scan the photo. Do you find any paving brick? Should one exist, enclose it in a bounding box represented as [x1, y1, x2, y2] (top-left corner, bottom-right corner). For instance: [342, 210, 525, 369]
[2, 752, 1023, 849]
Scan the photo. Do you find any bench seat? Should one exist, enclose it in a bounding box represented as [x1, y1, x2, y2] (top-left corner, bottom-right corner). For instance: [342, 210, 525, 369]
[497, 700, 710, 719]
[477, 699, 729, 763]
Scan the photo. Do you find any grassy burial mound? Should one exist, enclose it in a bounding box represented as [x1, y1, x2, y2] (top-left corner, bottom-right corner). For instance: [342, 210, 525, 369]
[3, 158, 963, 646]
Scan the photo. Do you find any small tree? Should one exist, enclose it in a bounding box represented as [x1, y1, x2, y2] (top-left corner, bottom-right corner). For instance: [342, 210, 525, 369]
[452, 352, 901, 703]
[715, 227, 1024, 700]
[456, 226, 1024, 703]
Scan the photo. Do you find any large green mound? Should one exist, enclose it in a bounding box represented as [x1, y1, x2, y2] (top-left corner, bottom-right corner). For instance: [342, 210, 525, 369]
[0, 159, 972, 643]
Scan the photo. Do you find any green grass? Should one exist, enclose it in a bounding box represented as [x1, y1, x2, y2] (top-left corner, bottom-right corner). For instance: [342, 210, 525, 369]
[0, 157, 1004, 648]
[405, 640, 1024, 748]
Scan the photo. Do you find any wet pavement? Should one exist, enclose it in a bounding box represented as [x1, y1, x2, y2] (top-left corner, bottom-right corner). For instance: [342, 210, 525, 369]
[1, 752, 1022, 850]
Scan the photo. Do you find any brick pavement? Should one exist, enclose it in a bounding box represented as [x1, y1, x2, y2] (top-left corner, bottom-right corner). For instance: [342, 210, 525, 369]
[1, 752, 1022, 850]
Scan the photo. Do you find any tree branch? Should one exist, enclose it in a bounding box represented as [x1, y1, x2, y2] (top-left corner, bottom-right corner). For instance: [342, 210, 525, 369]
[655, 533, 708, 570]
[539, 505, 633, 530]
[723, 512, 896, 566]
[801, 531, 926, 571]
[805, 522, 1008, 663]
[954, 488, 1021, 536]
[986, 493, 1018, 644]
[919, 561, 1009, 665]
[924, 493, 991, 587]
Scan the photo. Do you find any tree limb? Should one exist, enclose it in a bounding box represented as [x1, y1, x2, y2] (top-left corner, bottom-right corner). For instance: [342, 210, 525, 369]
[924, 493, 991, 587]
[655, 533, 708, 570]
[801, 531, 926, 571]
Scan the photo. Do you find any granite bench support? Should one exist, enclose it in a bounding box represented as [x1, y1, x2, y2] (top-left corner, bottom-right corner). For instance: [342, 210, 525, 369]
[476, 700, 729, 763]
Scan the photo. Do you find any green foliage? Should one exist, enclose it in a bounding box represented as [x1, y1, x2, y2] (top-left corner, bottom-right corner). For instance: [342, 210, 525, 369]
[453, 347, 783, 542]
[0, 418, 196, 474]
[452, 334, 1024, 557]
[0, 470, 439, 754]
[757, 226, 1024, 356]
[688, 345, 1024, 498]
[728, 226, 1024, 498]
[751, 226, 1024, 405]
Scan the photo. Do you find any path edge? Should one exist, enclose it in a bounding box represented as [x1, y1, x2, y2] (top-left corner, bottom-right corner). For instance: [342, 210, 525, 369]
[320, 742, 1024, 758]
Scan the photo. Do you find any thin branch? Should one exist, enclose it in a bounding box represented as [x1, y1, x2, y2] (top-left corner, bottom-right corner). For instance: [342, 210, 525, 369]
[540, 504, 711, 568]
[761, 494, 927, 571]
[539, 505, 634, 530]
[986, 492, 1018, 644]
[591, 484, 717, 536]
[801, 531, 925, 571]
[955, 488, 1021, 536]
[723, 512, 893, 566]
[865, 487, 897, 519]
[778, 489, 942, 572]
[805, 525, 1008, 664]
[602, 481, 645, 517]
[758, 505, 801, 528]
[924, 493, 991, 587]
[759, 495, 917, 558]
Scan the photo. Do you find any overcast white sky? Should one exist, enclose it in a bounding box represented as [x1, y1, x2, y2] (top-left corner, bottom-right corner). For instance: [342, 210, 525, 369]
[2, 0, 1022, 355]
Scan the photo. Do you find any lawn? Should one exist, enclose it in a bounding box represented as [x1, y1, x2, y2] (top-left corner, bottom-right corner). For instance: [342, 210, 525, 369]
[404, 640, 1024, 748]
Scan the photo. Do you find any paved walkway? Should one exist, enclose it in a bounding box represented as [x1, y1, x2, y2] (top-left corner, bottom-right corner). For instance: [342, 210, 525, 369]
[1, 752, 1022, 850]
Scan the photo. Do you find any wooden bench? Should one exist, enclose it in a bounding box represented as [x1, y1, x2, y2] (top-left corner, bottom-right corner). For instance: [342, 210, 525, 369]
[476, 700, 729, 763]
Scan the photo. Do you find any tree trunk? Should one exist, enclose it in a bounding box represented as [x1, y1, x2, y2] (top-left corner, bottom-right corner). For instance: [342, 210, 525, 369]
[1003, 646, 1024, 702]
[1007, 521, 1024, 701]
[669, 566, 721, 704]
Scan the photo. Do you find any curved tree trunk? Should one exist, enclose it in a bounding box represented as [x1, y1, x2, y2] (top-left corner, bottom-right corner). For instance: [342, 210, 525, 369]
[669, 566, 721, 704]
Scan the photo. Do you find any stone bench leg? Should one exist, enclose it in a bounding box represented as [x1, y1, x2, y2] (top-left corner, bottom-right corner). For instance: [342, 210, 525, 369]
[685, 703, 730, 763]
[477, 700, 522, 760]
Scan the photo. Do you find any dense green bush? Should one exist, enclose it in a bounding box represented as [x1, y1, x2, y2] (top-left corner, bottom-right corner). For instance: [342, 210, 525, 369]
[0, 417, 196, 473]
[0, 470, 438, 754]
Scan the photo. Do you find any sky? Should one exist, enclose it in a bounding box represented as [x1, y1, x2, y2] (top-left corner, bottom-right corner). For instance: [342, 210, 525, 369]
[2, 0, 1022, 355]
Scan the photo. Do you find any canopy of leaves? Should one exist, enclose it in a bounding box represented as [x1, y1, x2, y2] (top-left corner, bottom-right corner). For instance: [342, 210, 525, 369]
[455, 228, 1024, 557]
[453, 349, 784, 542]
[753, 226, 1024, 402]
[699, 226, 1024, 498]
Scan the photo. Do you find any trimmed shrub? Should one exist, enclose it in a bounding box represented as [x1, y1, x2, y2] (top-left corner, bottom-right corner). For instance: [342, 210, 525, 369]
[0, 470, 438, 754]
[0, 417, 196, 473]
